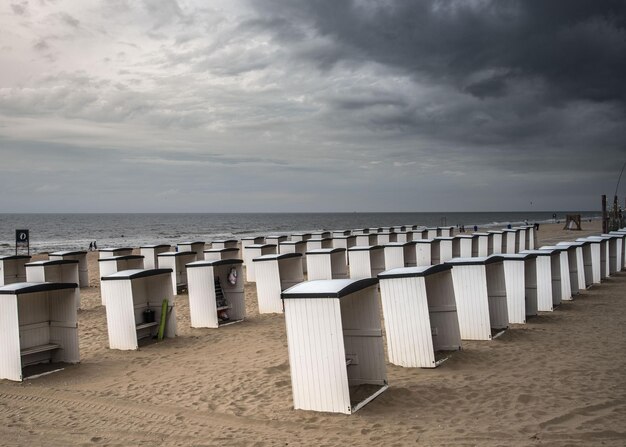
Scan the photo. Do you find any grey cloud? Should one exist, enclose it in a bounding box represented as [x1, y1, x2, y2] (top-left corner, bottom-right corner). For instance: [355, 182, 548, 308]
[59, 12, 79, 28]
[11, 3, 27, 15]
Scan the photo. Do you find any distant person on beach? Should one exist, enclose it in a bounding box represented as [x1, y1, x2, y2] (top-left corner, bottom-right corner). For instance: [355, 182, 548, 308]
[88, 242, 93, 251]
[93, 241, 97, 250]
[507, 224, 512, 229]
[473, 225, 478, 232]
[534, 223, 540, 231]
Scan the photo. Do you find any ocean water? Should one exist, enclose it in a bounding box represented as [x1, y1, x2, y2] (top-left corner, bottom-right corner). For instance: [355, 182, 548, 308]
[0, 212, 600, 255]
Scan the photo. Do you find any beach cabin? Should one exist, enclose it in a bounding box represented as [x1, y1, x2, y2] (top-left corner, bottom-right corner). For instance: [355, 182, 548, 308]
[0, 282, 80, 381]
[242, 244, 277, 282]
[368, 227, 383, 234]
[395, 231, 414, 243]
[498, 253, 538, 323]
[139, 245, 170, 270]
[514, 227, 527, 252]
[266, 235, 289, 246]
[306, 238, 333, 251]
[439, 226, 455, 237]
[538, 246, 572, 302]
[99, 255, 145, 279]
[306, 248, 349, 280]
[279, 240, 308, 273]
[576, 238, 602, 284]
[520, 250, 559, 311]
[501, 229, 519, 254]
[203, 247, 240, 262]
[376, 232, 397, 245]
[426, 228, 439, 239]
[487, 231, 504, 255]
[445, 256, 508, 340]
[332, 236, 357, 264]
[431, 237, 454, 265]
[544, 244, 582, 295]
[472, 233, 489, 257]
[177, 242, 205, 260]
[25, 260, 80, 309]
[157, 251, 197, 295]
[383, 241, 417, 270]
[348, 246, 386, 279]
[452, 235, 474, 258]
[211, 239, 239, 250]
[241, 237, 265, 259]
[415, 240, 434, 266]
[608, 231, 626, 270]
[557, 241, 590, 289]
[290, 233, 312, 242]
[98, 247, 133, 259]
[355, 233, 377, 246]
[253, 253, 304, 314]
[601, 233, 623, 274]
[281, 278, 388, 414]
[0, 255, 31, 286]
[49, 251, 89, 287]
[186, 259, 245, 327]
[415, 228, 429, 239]
[579, 237, 608, 280]
[101, 269, 176, 350]
[378, 264, 461, 368]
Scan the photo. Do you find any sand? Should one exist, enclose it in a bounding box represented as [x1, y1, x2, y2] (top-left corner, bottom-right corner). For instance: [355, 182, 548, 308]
[1, 221, 625, 446]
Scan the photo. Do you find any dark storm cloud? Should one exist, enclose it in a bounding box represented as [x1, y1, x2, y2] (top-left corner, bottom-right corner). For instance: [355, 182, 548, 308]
[248, 0, 626, 105]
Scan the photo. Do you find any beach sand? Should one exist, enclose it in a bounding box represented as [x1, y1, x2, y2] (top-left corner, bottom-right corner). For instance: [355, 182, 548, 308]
[1, 221, 625, 446]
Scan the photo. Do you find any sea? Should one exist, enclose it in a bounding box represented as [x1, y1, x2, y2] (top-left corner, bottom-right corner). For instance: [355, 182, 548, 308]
[0, 211, 601, 255]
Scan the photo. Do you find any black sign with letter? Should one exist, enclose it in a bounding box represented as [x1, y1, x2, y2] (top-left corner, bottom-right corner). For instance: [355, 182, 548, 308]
[15, 229, 29, 255]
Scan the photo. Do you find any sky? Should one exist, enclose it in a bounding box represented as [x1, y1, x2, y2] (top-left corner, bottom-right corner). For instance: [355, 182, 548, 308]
[0, 0, 625, 213]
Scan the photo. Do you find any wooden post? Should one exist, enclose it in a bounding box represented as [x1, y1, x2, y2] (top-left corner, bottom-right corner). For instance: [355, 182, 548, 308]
[602, 195, 607, 233]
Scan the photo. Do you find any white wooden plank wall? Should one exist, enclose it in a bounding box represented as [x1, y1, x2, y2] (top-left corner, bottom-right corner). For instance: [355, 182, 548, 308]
[549, 255, 563, 306]
[379, 277, 435, 367]
[383, 246, 405, 271]
[255, 261, 284, 314]
[558, 252, 573, 301]
[535, 256, 554, 311]
[425, 271, 461, 351]
[103, 280, 138, 350]
[0, 295, 21, 380]
[284, 298, 351, 414]
[502, 261, 526, 324]
[187, 266, 219, 327]
[415, 243, 432, 266]
[450, 265, 492, 340]
[306, 255, 333, 281]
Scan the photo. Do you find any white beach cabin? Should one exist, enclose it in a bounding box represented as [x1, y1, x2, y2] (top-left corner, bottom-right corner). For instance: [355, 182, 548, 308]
[520, 250, 559, 311]
[376, 232, 397, 245]
[415, 239, 434, 266]
[203, 247, 240, 262]
[0, 255, 31, 286]
[514, 227, 527, 252]
[306, 238, 333, 251]
[157, 251, 197, 295]
[472, 233, 490, 257]
[25, 260, 80, 309]
[576, 237, 605, 282]
[98, 247, 133, 259]
[355, 233, 378, 247]
[378, 264, 461, 368]
[253, 253, 304, 314]
[608, 231, 626, 270]
[211, 239, 239, 250]
[290, 233, 312, 242]
[279, 240, 308, 273]
[186, 259, 245, 328]
[556, 241, 590, 289]
[538, 246, 572, 302]
[333, 230, 352, 237]
[348, 246, 386, 279]
[497, 253, 538, 324]
[139, 245, 171, 270]
[101, 269, 176, 350]
[383, 241, 417, 270]
[49, 250, 89, 287]
[439, 226, 455, 237]
[395, 231, 414, 243]
[487, 231, 504, 255]
[445, 256, 508, 340]
[0, 282, 80, 381]
[332, 235, 357, 265]
[501, 229, 519, 254]
[242, 244, 277, 282]
[99, 255, 145, 304]
[306, 248, 349, 280]
[266, 235, 289, 246]
[177, 242, 205, 260]
[431, 237, 454, 265]
[601, 233, 623, 274]
[452, 235, 474, 258]
[545, 244, 583, 295]
[281, 278, 388, 414]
